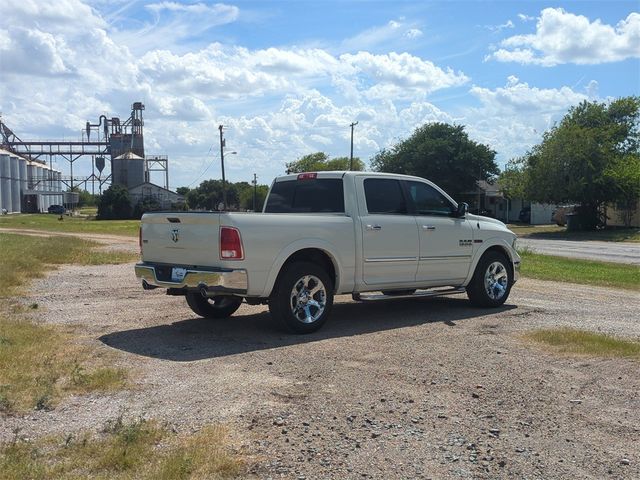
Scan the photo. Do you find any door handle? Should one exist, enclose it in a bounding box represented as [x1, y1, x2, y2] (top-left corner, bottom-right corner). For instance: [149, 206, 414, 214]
[366, 224, 382, 231]
[422, 225, 436, 231]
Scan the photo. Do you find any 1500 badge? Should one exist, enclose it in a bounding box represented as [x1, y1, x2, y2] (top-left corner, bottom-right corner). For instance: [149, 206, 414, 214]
[459, 239, 473, 247]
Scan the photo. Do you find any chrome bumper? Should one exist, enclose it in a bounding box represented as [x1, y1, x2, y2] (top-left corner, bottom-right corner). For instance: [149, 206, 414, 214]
[135, 263, 247, 293]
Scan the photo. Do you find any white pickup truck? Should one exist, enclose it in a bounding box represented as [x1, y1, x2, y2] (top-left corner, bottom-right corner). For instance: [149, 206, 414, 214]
[135, 171, 520, 333]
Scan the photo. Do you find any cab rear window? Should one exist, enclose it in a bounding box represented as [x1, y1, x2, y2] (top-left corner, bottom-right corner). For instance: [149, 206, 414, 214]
[264, 178, 345, 213]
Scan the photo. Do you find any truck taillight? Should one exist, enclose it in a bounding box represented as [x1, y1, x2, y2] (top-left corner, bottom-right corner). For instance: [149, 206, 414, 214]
[220, 226, 244, 260]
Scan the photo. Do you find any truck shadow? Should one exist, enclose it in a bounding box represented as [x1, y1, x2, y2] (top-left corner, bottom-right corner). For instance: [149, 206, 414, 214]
[100, 296, 517, 362]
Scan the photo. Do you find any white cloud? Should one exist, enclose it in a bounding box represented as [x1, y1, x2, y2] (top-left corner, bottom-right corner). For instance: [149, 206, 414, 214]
[517, 14, 535, 22]
[487, 8, 640, 66]
[146, 2, 239, 17]
[465, 77, 590, 161]
[487, 20, 515, 32]
[115, 2, 240, 54]
[340, 51, 468, 98]
[341, 19, 425, 51]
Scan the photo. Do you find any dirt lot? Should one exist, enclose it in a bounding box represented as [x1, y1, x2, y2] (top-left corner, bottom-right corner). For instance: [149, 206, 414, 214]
[2, 234, 639, 479]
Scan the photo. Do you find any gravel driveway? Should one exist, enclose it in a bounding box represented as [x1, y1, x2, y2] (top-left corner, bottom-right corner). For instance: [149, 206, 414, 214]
[519, 237, 640, 265]
[2, 234, 639, 479]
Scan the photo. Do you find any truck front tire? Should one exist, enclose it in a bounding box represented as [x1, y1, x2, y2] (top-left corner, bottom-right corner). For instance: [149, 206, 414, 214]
[269, 261, 334, 334]
[185, 293, 243, 319]
[466, 251, 513, 307]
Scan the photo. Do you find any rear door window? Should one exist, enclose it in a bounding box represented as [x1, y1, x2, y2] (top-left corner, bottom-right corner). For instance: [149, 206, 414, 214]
[363, 179, 408, 214]
[264, 178, 345, 213]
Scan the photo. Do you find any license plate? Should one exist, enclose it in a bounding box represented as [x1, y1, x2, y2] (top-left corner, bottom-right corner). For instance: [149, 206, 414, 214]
[171, 267, 187, 282]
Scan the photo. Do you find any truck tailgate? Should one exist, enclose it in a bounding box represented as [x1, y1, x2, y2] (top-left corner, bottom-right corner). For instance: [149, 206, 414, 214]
[141, 212, 222, 266]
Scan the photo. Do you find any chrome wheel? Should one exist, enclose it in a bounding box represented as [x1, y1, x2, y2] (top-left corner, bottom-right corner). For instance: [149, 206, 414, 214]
[289, 275, 326, 324]
[484, 261, 508, 300]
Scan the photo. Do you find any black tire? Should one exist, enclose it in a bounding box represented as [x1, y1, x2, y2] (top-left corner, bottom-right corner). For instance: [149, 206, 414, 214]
[466, 251, 513, 307]
[185, 292, 243, 319]
[269, 261, 334, 334]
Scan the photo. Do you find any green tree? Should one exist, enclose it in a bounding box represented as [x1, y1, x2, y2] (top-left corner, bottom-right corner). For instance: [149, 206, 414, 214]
[96, 185, 132, 219]
[185, 180, 269, 211]
[371, 123, 499, 199]
[606, 153, 640, 227]
[497, 157, 528, 200]
[70, 187, 97, 207]
[286, 152, 364, 173]
[176, 186, 190, 196]
[522, 97, 639, 229]
[239, 184, 269, 211]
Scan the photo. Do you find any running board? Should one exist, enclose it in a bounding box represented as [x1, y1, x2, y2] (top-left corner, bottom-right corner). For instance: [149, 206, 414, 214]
[352, 287, 466, 302]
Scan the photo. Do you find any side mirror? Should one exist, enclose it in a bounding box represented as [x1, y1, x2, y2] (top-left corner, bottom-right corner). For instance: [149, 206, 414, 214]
[456, 202, 468, 217]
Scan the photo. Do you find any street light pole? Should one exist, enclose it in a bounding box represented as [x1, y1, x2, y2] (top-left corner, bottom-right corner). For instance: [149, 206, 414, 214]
[218, 124, 227, 210]
[349, 121, 358, 171]
[252, 173, 258, 212]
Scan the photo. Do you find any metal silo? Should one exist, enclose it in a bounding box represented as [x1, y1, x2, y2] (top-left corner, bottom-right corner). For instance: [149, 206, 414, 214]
[35, 165, 43, 211]
[43, 168, 51, 211]
[10, 156, 20, 213]
[112, 152, 145, 189]
[56, 171, 62, 205]
[1, 152, 12, 212]
[19, 158, 26, 212]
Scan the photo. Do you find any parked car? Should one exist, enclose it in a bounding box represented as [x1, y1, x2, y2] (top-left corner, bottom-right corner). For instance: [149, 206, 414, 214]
[518, 206, 531, 223]
[136, 172, 520, 333]
[48, 205, 65, 214]
[551, 205, 577, 226]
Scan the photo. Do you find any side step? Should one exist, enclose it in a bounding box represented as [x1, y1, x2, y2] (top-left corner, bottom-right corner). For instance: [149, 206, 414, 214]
[352, 287, 466, 302]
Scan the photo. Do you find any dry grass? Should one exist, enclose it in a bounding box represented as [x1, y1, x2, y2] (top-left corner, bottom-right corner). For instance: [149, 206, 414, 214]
[508, 224, 640, 242]
[0, 232, 133, 412]
[0, 312, 128, 412]
[525, 328, 640, 359]
[0, 213, 138, 237]
[0, 233, 136, 298]
[0, 418, 243, 480]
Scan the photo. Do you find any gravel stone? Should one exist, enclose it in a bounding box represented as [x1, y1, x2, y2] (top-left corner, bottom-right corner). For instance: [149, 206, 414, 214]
[1, 232, 639, 479]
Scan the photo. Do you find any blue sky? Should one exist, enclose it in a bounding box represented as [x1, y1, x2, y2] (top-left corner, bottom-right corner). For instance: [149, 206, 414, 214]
[1, 1, 638, 189]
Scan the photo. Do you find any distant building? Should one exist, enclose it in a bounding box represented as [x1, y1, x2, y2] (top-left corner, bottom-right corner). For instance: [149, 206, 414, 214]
[461, 180, 556, 225]
[129, 182, 184, 210]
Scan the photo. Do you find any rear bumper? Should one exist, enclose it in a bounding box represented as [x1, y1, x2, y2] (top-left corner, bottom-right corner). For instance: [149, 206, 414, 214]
[135, 262, 247, 294]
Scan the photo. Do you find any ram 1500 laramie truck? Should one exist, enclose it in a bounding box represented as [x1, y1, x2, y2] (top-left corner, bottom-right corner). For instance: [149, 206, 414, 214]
[135, 172, 520, 333]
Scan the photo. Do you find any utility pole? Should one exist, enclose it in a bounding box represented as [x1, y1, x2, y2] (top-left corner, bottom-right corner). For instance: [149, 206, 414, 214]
[349, 121, 358, 171]
[252, 173, 257, 212]
[218, 124, 227, 210]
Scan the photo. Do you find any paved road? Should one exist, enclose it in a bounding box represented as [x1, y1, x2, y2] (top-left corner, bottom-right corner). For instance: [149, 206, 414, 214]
[519, 237, 640, 265]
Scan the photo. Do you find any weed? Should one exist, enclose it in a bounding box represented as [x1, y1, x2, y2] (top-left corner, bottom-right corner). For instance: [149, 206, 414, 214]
[518, 250, 640, 291]
[0, 213, 139, 237]
[525, 328, 640, 359]
[0, 419, 242, 479]
[0, 233, 136, 298]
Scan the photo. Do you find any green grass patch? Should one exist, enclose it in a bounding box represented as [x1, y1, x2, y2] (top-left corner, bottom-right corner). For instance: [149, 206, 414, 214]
[0, 232, 135, 412]
[518, 249, 640, 291]
[0, 233, 136, 297]
[0, 418, 243, 480]
[0, 213, 138, 237]
[526, 328, 640, 359]
[509, 224, 640, 242]
[0, 313, 129, 413]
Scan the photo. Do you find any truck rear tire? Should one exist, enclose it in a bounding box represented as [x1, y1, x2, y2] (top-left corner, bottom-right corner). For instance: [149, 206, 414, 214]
[269, 261, 334, 334]
[185, 293, 243, 319]
[466, 251, 513, 307]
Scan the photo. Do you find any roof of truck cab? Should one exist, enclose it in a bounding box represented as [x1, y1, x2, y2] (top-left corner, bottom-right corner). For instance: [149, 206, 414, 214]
[274, 171, 430, 182]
